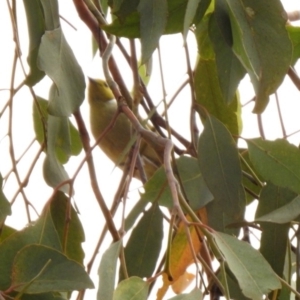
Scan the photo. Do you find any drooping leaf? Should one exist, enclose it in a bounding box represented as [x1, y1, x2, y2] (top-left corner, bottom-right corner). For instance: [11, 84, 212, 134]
[113, 277, 149, 300]
[158, 209, 207, 297]
[213, 232, 281, 299]
[0, 207, 62, 290]
[208, 11, 246, 104]
[39, 0, 60, 31]
[33, 97, 82, 164]
[198, 116, 245, 223]
[255, 184, 295, 277]
[225, 0, 292, 113]
[38, 28, 85, 117]
[98, 240, 122, 300]
[103, 0, 192, 38]
[256, 194, 300, 224]
[137, 0, 167, 63]
[194, 16, 242, 135]
[0, 192, 84, 291]
[23, 0, 45, 86]
[122, 204, 163, 279]
[11, 244, 93, 293]
[247, 138, 300, 194]
[239, 149, 262, 204]
[168, 212, 205, 281]
[43, 153, 69, 193]
[49, 192, 85, 264]
[0, 174, 11, 223]
[183, 0, 202, 40]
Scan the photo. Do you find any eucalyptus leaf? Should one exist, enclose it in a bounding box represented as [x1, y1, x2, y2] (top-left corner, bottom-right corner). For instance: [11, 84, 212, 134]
[38, 28, 85, 117]
[113, 277, 148, 300]
[255, 184, 294, 277]
[225, 0, 292, 113]
[0, 204, 62, 290]
[247, 138, 300, 194]
[209, 12, 246, 104]
[122, 204, 163, 279]
[198, 115, 245, 222]
[213, 232, 281, 299]
[12, 245, 93, 293]
[138, 0, 167, 63]
[194, 15, 242, 135]
[0, 174, 11, 223]
[256, 194, 300, 224]
[98, 240, 122, 300]
[23, 0, 45, 86]
[33, 97, 82, 164]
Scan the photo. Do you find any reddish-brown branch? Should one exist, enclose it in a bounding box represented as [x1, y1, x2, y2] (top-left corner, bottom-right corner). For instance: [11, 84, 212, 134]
[73, 109, 120, 241]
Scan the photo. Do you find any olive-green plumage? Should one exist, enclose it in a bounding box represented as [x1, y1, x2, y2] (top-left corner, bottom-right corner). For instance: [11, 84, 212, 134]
[88, 78, 160, 179]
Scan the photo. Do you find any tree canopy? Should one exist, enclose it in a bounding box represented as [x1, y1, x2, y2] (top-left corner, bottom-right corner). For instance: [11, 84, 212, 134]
[1, 0, 300, 299]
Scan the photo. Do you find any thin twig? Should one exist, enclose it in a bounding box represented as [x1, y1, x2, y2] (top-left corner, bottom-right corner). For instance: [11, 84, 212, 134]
[275, 91, 287, 138]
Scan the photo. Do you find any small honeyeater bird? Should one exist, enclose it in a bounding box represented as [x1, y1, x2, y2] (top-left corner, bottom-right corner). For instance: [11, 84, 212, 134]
[88, 78, 161, 179]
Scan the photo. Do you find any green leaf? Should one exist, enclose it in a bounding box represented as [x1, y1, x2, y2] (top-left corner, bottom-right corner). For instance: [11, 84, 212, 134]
[43, 149, 70, 193]
[0, 226, 16, 244]
[33, 97, 82, 164]
[205, 200, 239, 235]
[183, 0, 202, 40]
[239, 149, 262, 204]
[0, 192, 84, 292]
[255, 184, 294, 277]
[98, 240, 122, 300]
[287, 26, 300, 65]
[122, 204, 163, 279]
[103, 0, 190, 38]
[102, 12, 140, 38]
[11, 244, 93, 293]
[247, 138, 300, 194]
[167, 288, 203, 299]
[198, 115, 245, 222]
[111, 0, 139, 21]
[21, 292, 68, 300]
[37, 28, 85, 116]
[39, 0, 60, 31]
[225, 0, 292, 113]
[194, 16, 242, 135]
[113, 277, 148, 300]
[221, 272, 251, 300]
[0, 206, 62, 290]
[256, 194, 300, 224]
[177, 156, 214, 209]
[49, 192, 85, 264]
[23, 0, 45, 86]
[0, 174, 11, 223]
[137, 0, 167, 63]
[208, 12, 246, 104]
[213, 232, 281, 299]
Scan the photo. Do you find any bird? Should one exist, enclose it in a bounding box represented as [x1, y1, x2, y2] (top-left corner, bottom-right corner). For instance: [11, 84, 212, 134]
[87, 78, 161, 180]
